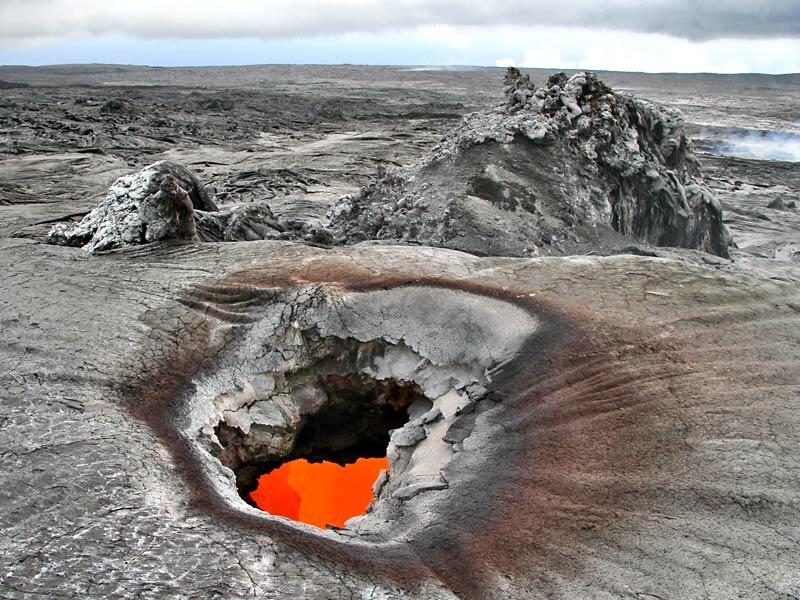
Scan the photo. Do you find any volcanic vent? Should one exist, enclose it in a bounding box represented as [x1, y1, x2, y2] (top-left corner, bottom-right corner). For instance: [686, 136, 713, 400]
[178, 282, 539, 535]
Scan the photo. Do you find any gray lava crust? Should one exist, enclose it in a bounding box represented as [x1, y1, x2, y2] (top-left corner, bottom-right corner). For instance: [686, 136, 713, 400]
[330, 71, 731, 258]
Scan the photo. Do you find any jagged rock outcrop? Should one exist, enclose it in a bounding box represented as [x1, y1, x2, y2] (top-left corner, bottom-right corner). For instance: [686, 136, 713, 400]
[503, 66, 535, 111]
[46, 161, 290, 252]
[47, 161, 207, 252]
[329, 70, 732, 258]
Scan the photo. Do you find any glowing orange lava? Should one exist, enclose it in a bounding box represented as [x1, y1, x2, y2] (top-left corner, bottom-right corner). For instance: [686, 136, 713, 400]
[249, 457, 388, 529]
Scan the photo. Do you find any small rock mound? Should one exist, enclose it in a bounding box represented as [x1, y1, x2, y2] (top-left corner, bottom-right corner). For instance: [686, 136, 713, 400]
[100, 99, 132, 114]
[328, 70, 731, 258]
[767, 197, 796, 211]
[46, 161, 288, 253]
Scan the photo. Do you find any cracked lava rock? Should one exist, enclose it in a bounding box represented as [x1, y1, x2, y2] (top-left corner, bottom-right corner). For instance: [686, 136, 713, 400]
[329, 71, 731, 258]
[46, 160, 294, 252]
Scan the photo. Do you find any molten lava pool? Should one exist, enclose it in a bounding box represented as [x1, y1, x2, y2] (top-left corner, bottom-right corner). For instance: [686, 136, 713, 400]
[249, 457, 388, 529]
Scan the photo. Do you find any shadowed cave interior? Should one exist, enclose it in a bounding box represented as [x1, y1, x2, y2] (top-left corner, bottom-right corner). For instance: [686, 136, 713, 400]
[211, 339, 432, 528]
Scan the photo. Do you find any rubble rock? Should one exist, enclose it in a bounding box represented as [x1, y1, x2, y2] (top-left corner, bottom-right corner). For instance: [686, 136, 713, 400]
[46, 161, 217, 252]
[503, 66, 536, 111]
[46, 161, 292, 252]
[390, 424, 427, 447]
[139, 175, 197, 243]
[329, 71, 732, 258]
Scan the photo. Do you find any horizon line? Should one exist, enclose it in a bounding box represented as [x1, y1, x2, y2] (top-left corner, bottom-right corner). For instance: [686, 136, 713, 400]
[1, 62, 799, 77]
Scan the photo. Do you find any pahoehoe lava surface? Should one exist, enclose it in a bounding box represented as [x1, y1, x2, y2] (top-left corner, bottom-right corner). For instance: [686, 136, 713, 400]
[1, 64, 799, 599]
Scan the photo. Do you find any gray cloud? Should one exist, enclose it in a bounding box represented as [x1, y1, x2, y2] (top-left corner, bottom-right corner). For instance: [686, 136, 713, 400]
[0, 0, 798, 44]
[592, 0, 800, 40]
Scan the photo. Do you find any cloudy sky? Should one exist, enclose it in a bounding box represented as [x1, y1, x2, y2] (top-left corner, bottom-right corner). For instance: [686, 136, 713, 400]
[1, 0, 799, 73]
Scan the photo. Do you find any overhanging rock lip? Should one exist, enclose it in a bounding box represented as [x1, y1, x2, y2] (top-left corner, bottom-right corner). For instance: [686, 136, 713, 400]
[131, 272, 562, 552]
